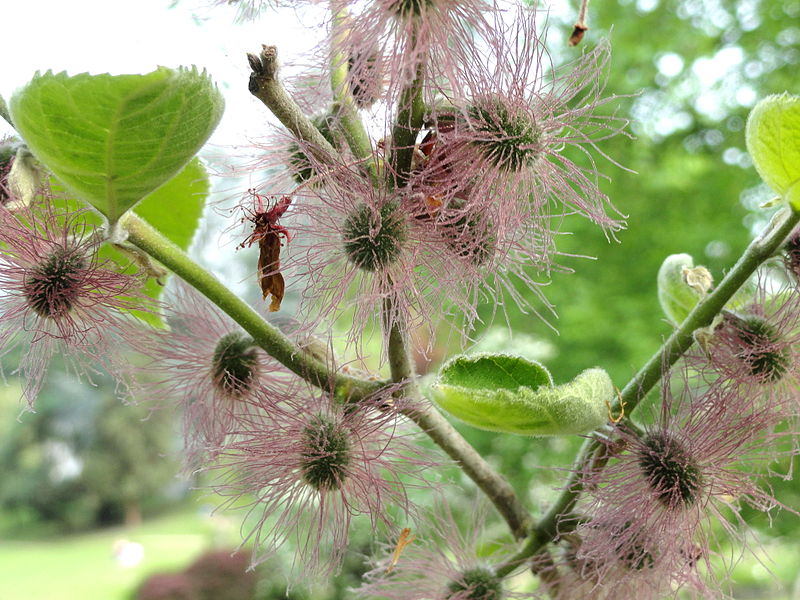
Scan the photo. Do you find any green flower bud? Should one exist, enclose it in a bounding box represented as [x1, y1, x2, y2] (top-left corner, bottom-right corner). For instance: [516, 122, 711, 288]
[342, 200, 407, 271]
[300, 415, 352, 491]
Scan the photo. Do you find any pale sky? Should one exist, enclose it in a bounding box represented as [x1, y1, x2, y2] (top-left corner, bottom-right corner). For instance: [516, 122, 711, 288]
[0, 0, 329, 145]
[0, 1, 583, 142]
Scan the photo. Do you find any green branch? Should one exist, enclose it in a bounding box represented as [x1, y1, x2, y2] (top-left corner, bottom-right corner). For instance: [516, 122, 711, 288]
[382, 297, 532, 539]
[329, 6, 379, 184]
[124, 213, 383, 400]
[247, 45, 340, 169]
[389, 38, 426, 187]
[495, 205, 800, 579]
[617, 205, 800, 416]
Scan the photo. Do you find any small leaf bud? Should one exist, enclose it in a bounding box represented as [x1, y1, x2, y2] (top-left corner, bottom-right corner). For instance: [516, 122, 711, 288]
[657, 253, 712, 326]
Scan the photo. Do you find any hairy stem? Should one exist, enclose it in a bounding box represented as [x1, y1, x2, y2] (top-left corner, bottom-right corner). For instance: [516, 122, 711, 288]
[124, 213, 383, 400]
[382, 296, 532, 539]
[329, 5, 380, 184]
[247, 45, 340, 168]
[496, 205, 800, 578]
[616, 206, 800, 416]
[389, 34, 426, 187]
[495, 438, 605, 578]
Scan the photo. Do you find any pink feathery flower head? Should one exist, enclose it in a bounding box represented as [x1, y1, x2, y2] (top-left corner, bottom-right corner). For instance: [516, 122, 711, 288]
[357, 496, 527, 600]
[147, 284, 297, 469]
[564, 370, 792, 598]
[330, 0, 494, 108]
[281, 153, 490, 345]
[0, 203, 153, 410]
[410, 6, 628, 244]
[232, 116, 342, 201]
[782, 226, 800, 284]
[205, 388, 434, 579]
[687, 276, 800, 418]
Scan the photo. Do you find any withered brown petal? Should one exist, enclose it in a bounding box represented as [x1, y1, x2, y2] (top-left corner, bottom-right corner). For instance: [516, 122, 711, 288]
[257, 233, 285, 312]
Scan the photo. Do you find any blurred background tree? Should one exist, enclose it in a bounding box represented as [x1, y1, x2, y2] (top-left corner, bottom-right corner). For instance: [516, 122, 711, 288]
[0, 368, 181, 532]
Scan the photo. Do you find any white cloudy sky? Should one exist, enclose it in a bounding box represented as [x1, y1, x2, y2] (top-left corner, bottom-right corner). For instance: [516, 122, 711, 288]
[0, 0, 333, 145]
[0, 1, 582, 143]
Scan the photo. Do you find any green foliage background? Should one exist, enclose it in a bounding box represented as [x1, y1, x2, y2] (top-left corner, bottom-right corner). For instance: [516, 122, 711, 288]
[443, 3, 800, 590]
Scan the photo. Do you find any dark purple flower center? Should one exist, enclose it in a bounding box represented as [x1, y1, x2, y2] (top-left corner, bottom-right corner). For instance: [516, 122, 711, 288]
[638, 432, 702, 509]
[468, 99, 542, 172]
[783, 232, 800, 281]
[446, 567, 503, 600]
[300, 415, 352, 491]
[389, 0, 433, 18]
[731, 315, 789, 382]
[24, 246, 87, 319]
[211, 332, 259, 397]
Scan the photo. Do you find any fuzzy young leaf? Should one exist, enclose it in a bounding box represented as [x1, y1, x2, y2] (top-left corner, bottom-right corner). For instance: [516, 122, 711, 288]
[657, 253, 712, 326]
[431, 354, 613, 436]
[746, 93, 800, 209]
[437, 353, 553, 391]
[9, 67, 223, 222]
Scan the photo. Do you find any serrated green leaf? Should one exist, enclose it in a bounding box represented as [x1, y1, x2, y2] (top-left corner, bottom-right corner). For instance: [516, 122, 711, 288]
[9, 67, 223, 222]
[745, 93, 800, 208]
[431, 354, 613, 436]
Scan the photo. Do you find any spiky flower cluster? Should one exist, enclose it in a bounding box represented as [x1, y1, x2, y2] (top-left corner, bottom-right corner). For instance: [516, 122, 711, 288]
[559, 371, 790, 598]
[205, 391, 432, 576]
[357, 499, 526, 600]
[240, 1, 627, 342]
[558, 271, 800, 597]
[130, 283, 435, 576]
[144, 286, 297, 468]
[0, 203, 152, 408]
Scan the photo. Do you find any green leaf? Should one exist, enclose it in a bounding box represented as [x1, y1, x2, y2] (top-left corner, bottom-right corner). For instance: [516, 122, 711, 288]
[133, 157, 208, 251]
[9, 67, 223, 222]
[746, 93, 800, 208]
[431, 354, 613, 436]
[437, 353, 553, 391]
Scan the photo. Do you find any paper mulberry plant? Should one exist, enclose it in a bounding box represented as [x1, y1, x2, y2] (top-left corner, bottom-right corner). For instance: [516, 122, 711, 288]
[2, 1, 800, 598]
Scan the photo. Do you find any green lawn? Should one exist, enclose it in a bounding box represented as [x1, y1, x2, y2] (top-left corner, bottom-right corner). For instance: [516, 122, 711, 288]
[0, 507, 239, 600]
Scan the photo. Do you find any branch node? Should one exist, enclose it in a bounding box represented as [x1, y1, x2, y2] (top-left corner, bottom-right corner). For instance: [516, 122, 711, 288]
[568, 24, 589, 47]
[247, 44, 279, 94]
